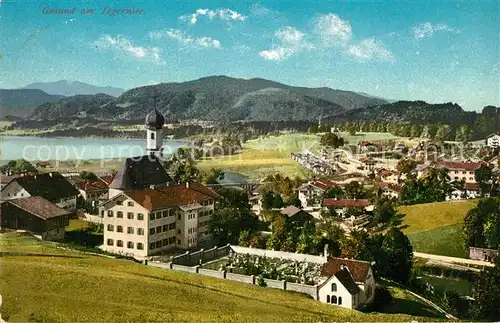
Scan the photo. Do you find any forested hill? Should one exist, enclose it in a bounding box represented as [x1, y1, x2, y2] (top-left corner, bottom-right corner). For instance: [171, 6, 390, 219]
[26, 76, 387, 122]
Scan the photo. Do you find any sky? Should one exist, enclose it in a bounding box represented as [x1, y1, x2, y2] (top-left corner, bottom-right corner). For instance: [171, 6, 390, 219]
[0, 0, 498, 111]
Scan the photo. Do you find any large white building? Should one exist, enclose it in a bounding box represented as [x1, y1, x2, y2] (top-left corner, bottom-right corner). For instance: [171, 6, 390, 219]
[99, 108, 218, 259]
[486, 132, 500, 148]
[298, 178, 337, 209]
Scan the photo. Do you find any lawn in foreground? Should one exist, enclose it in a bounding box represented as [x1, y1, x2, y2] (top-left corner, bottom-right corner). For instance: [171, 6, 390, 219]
[399, 200, 477, 234]
[0, 233, 433, 323]
[407, 223, 468, 258]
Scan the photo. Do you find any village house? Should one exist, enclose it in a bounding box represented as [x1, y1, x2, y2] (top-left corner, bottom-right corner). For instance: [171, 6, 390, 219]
[0, 196, 71, 240]
[0, 174, 20, 190]
[322, 199, 373, 218]
[374, 182, 402, 199]
[318, 257, 376, 310]
[74, 177, 110, 204]
[376, 168, 400, 184]
[35, 161, 52, 169]
[485, 132, 500, 148]
[248, 192, 263, 216]
[298, 178, 337, 209]
[99, 182, 217, 259]
[447, 183, 484, 201]
[437, 161, 484, 184]
[0, 172, 79, 212]
[279, 205, 315, 223]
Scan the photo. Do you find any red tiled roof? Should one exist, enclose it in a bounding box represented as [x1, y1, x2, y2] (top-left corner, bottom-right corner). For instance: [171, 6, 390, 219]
[323, 199, 370, 207]
[321, 257, 371, 282]
[4, 196, 71, 220]
[311, 178, 337, 190]
[438, 161, 484, 171]
[463, 183, 481, 190]
[0, 174, 21, 184]
[375, 182, 402, 192]
[36, 161, 51, 167]
[99, 174, 116, 185]
[118, 182, 218, 211]
[75, 179, 109, 192]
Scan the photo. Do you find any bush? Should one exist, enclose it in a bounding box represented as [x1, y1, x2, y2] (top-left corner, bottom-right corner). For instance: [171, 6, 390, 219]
[258, 276, 267, 287]
[363, 287, 393, 312]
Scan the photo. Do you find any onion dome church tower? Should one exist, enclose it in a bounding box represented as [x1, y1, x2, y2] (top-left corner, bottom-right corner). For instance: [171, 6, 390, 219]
[145, 108, 165, 157]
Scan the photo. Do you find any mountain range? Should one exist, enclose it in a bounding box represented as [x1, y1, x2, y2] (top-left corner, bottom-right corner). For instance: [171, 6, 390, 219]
[23, 80, 125, 97]
[26, 76, 388, 122]
[0, 89, 64, 118]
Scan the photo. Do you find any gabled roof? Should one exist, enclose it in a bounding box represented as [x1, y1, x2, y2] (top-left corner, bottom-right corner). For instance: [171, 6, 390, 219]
[5, 172, 79, 201]
[486, 132, 500, 138]
[321, 257, 371, 283]
[280, 205, 302, 217]
[75, 179, 109, 193]
[375, 182, 402, 192]
[2, 196, 71, 220]
[335, 268, 361, 295]
[0, 174, 21, 184]
[438, 161, 484, 172]
[323, 199, 370, 207]
[463, 182, 481, 191]
[104, 182, 218, 212]
[109, 155, 172, 190]
[299, 178, 337, 191]
[99, 174, 116, 185]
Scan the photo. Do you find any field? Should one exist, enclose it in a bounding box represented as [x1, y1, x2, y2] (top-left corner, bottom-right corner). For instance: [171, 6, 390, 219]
[399, 200, 477, 258]
[198, 133, 319, 181]
[0, 233, 436, 323]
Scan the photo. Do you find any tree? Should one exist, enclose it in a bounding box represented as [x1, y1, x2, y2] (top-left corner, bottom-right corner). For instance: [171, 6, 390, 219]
[238, 230, 250, 247]
[348, 127, 357, 136]
[0, 159, 37, 175]
[203, 168, 224, 184]
[285, 196, 302, 208]
[169, 160, 201, 184]
[469, 257, 500, 321]
[396, 158, 417, 177]
[344, 181, 364, 199]
[272, 194, 284, 209]
[308, 125, 319, 134]
[455, 125, 472, 143]
[320, 133, 345, 148]
[323, 187, 345, 199]
[435, 124, 452, 141]
[80, 171, 98, 180]
[262, 191, 275, 210]
[379, 228, 413, 283]
[373, 198, 402, 225]
[475, 165, 493, 197]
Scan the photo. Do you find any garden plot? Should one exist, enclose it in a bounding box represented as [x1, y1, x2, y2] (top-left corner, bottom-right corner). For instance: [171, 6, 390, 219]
[202, 252, 322, 285]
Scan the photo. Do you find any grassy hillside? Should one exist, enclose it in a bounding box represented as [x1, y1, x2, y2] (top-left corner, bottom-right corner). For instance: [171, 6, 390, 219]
[399, 200, 476, 234]
[399, 200, 476, 258]
[0, 233, 436, 322]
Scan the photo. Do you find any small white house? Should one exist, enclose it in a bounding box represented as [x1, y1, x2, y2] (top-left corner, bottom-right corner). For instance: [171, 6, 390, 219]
[486, 132, 500, 148]
[318, 257, 376, 310]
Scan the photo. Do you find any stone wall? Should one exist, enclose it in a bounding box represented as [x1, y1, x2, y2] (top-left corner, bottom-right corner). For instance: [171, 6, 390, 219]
[171, 245, 231, 266]
[146, 261, 318, 300]
[230, 245, 326, 264]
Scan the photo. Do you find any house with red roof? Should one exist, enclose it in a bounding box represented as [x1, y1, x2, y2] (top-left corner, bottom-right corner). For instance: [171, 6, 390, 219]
[298, 178, 338, 209]
[322, 198, 373, 218]
[99, 181, 218, 259]
[318, 257, 376, 309]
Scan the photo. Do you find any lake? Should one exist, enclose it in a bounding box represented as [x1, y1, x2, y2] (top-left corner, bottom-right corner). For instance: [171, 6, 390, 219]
[0, 136, 188, 161]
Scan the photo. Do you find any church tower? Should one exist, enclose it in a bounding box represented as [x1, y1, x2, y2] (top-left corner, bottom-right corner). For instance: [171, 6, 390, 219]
[145, 108, 165, 157]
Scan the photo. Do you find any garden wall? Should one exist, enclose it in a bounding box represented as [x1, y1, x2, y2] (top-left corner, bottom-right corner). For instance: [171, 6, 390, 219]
[171, 245, 231, 266]
[263, 278, 285, 289]
[198, 268, 225, 279]
[226, 272, 254, 284]
[230, 245, 326, 264]
[286, 282, 318, 299]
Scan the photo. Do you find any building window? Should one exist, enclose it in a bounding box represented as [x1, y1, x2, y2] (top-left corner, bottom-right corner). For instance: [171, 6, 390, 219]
[107, 239, 113, 246]
[100, 210, 104, 217]
[149, 228, 155, 235]
[155, 241, 162, 248]
[177, 239, 181, 245]
[156, 212, 162, 220]
[138, 213, 144, 220]
[156, 226, 162, 234]
[162, 210, 168, 218]
[169, 223, 176, 230]
[331, 296, 337, 304]
[137, 228, 144, 235]
[168, 237, 176, 244]
[117, 240, 123, 247]
[127, 241, 134, 249]
[163, 239, 168, 246]
[177, 229, 181, 234]
[163, 224, 168, 232]
[151, 132, 155, 139]
[331, 283, 337, 292]
[149, 213, 154, 220]
[117, 200, 123, 205]
[326, 295, 330, 303]
[178, 213, 181, 220]
[338, 297, 342, 305]
[117, 226, 123, 233]
[117, 211, 123, 218]
[107, 224, 114, 231]
[127, 212, 134, 220]
[128, 201, 134, 206]
[107, 210, 113, 217]
[127, 227, 134, 234]
[137, 243, 144, 250]
[149, 243, 155, 250]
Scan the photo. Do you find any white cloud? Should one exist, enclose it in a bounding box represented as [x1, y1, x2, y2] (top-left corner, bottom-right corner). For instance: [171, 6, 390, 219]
[346, 38, 394, 62]
[250, 3, 271, 16]
[413, 22, 460, 39]
[180, 8, 247, 24]
[314, 13, 352, 44]
[259, 26, 313, 61]
[94, 35, 165, 64]
[149, 29, 221, 49]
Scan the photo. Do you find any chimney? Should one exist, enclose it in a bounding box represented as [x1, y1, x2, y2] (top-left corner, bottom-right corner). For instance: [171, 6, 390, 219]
[186, 182, 190, 189]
